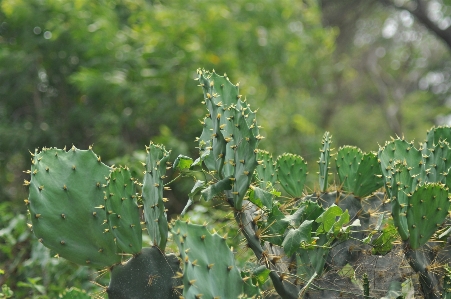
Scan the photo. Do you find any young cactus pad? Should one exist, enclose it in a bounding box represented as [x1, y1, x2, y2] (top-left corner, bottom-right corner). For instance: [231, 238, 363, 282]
[419, 140, 451, 187]
[27, 147, 121, 268]
[336, 146, 383, 197]
[423, 126, 451, 154]
[172, 220, 259, 298]
[255, 150, 276, 188]
[197, 69, 260, 210]
[276, 153, 308, 198]
[105, 167, 142, 254]
[406, 183, 450, 250]
[142, 142, 171, 251]
[318, 131, 332, 192]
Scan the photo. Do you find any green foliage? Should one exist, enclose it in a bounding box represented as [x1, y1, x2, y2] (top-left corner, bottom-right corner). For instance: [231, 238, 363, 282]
[0, 284, 13, 298]
[59, 288, 91, 299]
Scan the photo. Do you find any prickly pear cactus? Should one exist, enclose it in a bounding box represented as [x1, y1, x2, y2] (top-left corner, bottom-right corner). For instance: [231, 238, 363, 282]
[107, 247, 181, 299]
[276, 153, 308, 198]
[196, 69, 260, 210]
[406, 183, 449, 250]
[318, 131, 332, 192]
[105, 167, 142, 254]
[27, 147, 121, 268]
[25, 70, 451, 299]
[172, 220, 259, 298]
[255, 150, 276, 188]
[336, 146, 383, 197]
[142, 142, 171, 251]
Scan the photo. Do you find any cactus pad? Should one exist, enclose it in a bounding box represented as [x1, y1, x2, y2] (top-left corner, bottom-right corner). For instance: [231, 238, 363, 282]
[336, 147, 383, 197]
[28, 147, 121, 268]
[172, 220, 259, 298]
[107, 247, 181, 299]
[318, 131, 332, 192]
[276, 153, 308, 198]
[105, 167, 142, 254]
[419, 140, 451, 187]
[256, 150, 276, 188]
[197, 70, 260, 210]
[142, 142, 171, 250]
[406, 183, 450, 250]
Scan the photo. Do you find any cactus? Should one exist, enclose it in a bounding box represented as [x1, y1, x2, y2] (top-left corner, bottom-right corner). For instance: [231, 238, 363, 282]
[172, 220, 259, 298]
[318, 131, 332, 192]
[105, 167, 142, 254]
[276, 153, 308, 198]
[424, 126, 451, 152]
[197, 69, 260, 210]
[107, 247, 180, 299]
[142, 142, 171, 251]
[420, 140, 451, 187]
[336, 146, 384, 197]
[255, 150, 276, 188]
[25, 70, 451, 299]
[28, 147, 122, 268]
[406, 183, 449, 250]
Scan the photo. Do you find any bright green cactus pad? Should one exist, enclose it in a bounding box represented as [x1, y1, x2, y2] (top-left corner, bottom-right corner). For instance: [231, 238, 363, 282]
[390, 161, 416, 241]
[353, 152, 384, 198]
[420, 140, 451, 186]
[105, 167, 142, 254]
[107, 247, 181, 299]
[232, 125, 259, 210]
[276, 153, 307, 198]
[28, 147, 121, 268]
[172, 220, 259, 298]
[336, 146, 383, 197]
[256, 150, 276, 188]
[318, 132, 332, 192]
[423, 126, 451, 152]
[197, 70, 260, 210]
[378, 139, 421, 199]
[197, 70, 229, 176]
[197, 116, 216, 172]
[406, 183, 450, 250]
[336, 146, 362, 193]
[142, 142, 170, 251]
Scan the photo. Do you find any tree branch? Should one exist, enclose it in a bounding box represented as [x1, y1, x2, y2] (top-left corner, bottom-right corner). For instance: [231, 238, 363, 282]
[379, 0, 451, 51]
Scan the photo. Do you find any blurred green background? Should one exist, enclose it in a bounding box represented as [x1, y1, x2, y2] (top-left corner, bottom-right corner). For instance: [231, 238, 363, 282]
[1, 0, 451, 297]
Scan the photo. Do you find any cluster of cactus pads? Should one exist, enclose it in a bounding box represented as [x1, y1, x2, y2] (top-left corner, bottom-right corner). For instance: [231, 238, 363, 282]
[25, 69, 451, 299]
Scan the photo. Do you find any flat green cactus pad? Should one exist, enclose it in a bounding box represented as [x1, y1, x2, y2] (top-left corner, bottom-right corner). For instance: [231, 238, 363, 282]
[172, 220, 259, 298]
[142, 142, 171, 251]
[105, 167, 142, 254]
[276, 153, 308, 198]
[256, 150, 276, 188]
[406, 183, 450, 250]
[28, 147, 121, 268]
